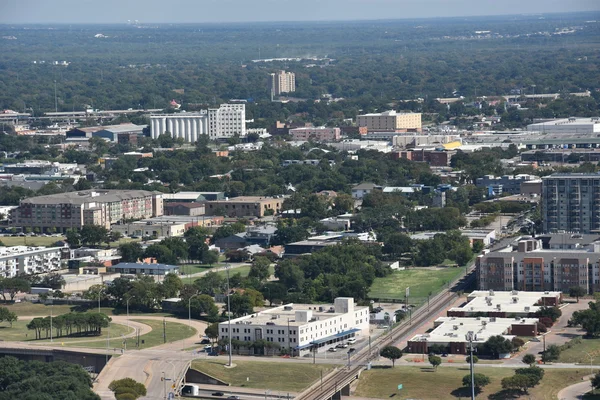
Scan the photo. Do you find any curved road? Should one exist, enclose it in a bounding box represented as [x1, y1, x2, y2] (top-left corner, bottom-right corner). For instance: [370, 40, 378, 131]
[557, 376, 593, 400]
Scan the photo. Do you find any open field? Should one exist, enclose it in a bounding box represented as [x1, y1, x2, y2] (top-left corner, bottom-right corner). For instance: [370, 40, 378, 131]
[0, 319, 132, 343]
[3, 303, 172, 318]
[368, 267, 466, 301]
[558, 337, 600, 365]
[0, 236, 64, 247]
[191, 359, 333, 392]
[355, 365, 589, 400]
[67, 318, 195, 349]
[214, 265, 275, 279]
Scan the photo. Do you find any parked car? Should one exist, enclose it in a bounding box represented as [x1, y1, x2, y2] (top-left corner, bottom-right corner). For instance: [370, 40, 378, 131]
[212, 392, 224, 397]
[328, 347, 337, 352]
[336, 343, 348, 348]
[227, 396, 240, 400]
[347, 338, 356, 344]
[348, 348, 356, 354]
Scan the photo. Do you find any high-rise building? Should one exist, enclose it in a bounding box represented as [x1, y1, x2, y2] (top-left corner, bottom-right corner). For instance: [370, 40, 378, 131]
[542, 173, 600, 234]
[150, 103, 246, 142]
[270, 70, 296, 96]
[356, 111, 422, 132]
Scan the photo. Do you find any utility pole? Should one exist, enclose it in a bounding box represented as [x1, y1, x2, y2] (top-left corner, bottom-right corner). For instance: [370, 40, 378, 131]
[163, 318, 167, 343]
[54, 80, 58, 113]
[466, 331, 477, 400]
[226, 264, 232, 367]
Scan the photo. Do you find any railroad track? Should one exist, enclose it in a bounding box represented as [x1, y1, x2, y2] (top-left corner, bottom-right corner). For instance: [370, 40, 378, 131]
[295, 268, 476, 400]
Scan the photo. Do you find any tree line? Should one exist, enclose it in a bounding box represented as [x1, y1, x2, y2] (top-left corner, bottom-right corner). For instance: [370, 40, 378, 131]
[26, 312, 110, 340]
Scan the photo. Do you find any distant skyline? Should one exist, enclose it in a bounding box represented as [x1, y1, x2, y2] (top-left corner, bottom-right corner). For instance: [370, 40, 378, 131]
[1, 0, 599, 24]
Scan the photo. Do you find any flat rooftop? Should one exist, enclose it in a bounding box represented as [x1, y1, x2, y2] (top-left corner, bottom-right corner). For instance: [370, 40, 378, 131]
[448, 290, 561, 314]
[229, 303, 368, 327]
[0, 246, 62, 259]
[410, 316, 538, 344]
[209, 196, 280, 203]
[21, 189, 160, 205]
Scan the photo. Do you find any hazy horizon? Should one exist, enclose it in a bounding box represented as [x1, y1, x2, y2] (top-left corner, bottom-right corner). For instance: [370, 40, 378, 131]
[1, 0, 599, 24]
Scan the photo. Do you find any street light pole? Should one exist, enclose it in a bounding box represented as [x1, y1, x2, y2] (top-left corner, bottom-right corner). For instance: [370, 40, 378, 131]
[583, 351, 594, 376]
[466, 331, 477, 400]
[226, 264, 232, 367]
[188, 293, 199, 349]
[50, 302, 53, 343]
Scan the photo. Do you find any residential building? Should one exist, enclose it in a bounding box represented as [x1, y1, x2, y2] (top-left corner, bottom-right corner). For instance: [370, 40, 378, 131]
[218, 297, 369, 356]
[407, 316, 539, 355]
[270, 70, 296, 96]
[476, 174, 537, 196]
[476, 236, 600, 294]
[351, 183, 381, 199]
[356, 111, 422, 133]
[150, 104, 246, 142]
[0, 246, 69, 278]
[204, 196, 282, 218]
[289, 127, 341, 142]
[109, 262, 179, 276]
[542, 173, 600, 234]
[527, 117, 600, 134]
[282, 160, 335, 167]
[10, 190, 163, 232]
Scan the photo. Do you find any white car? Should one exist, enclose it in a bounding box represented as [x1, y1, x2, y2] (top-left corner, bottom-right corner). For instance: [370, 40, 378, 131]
[328, 347, 337, 352]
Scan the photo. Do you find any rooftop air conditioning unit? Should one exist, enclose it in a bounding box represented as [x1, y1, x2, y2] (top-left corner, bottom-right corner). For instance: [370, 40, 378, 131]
[489, 290, 494, 296]
[512, 297, 518, 303]
[524, 306, 530, 312]
[481, 321, 487, 326]
[453, 325, 458, 330]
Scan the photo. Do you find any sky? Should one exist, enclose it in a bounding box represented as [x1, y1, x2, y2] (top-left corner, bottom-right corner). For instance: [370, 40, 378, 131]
[0, 0, 599, 24]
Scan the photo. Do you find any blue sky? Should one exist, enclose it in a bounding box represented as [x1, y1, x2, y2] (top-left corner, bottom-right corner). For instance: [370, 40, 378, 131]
[1, 0, 599, 24]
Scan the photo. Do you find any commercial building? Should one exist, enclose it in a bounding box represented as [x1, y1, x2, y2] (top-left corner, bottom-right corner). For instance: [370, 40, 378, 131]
[392, 134, 460, 148]
[527, 117, 600, 134]
[162, 192, 225, 203]
[11, 190, 163, 231]
[356, 111, 421, 133]
[204, 196, 282, 218]
[289, 127, 341, 142]
[150, 104, 246, 142]
[284, 232, 377, 257]
[111, 221, 187, 238]
[109, 262, 179, 276]
[0, 246, 69, 278]
[218, 297, 369, 356]
[164, 202, 205, 216]
[542, 173, 600, 234]
[394, 149, 456, 167]
[447, 290, 561, 318]
[270, 70, 296, 96]
[476, 236, 600, 294]
[476, 174, 537, 196]
[407, 316, 539, 355]
[410, 229, 496, 247]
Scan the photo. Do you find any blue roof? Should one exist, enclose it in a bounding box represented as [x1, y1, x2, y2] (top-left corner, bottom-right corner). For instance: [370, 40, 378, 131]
[295, 328, 360, 350]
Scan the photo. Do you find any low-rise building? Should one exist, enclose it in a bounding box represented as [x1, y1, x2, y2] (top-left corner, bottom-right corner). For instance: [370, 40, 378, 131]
[164, 202, 205, 216]
[0, 246, 69, 278]
[357, 111, 421, 133]
[289, 127, 341, 142]
[205, 196, 283, 218]
[111, 220, 187, 238]
[109, 262, 179, 276]
[447, 290, 561, 318]
[407, 316, 539, 355]
[410, 230, 496, 247]
[475, 174, 537, 196]
[218, 297, 369, 356]
[351, 183, 381, 199]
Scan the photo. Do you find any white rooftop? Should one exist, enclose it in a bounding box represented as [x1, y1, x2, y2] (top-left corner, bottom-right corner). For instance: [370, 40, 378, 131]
[448, 290, 562, 314]
[410, 316, 537, 344]
[0, 246, 63, 259]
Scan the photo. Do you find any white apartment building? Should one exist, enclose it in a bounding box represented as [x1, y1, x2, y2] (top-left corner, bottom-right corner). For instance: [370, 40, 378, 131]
[150, 104, 246, 142]
[270, 70, 296, 96]
[357, 111, 422, 132]
[218, 297, 369, 356]
[0, 246, 67, 278]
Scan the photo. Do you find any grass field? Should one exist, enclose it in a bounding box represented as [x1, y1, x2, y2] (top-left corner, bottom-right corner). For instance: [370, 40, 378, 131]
[191, 359, 333, 392]
[368, 267, 466, 301]
[0, 236, 64, 247]
[558, 337, 600, 365]
[214, 265, 275, 279]
[355, 365, 589, 400]
[0, 319, 132, 343]
[3, 303, 172, 318]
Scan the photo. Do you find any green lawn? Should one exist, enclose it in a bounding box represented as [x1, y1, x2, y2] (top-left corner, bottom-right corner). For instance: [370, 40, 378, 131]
[368, 267, 466, 301]
[3, 303, 172, 318]
[0, 319, 132, 343]
[355, 366, 589, 400]
[0, 236, 65, 247]
[559, 337, 600, 365]
[214, 265, 275, 279]
[190, 359, 333, 392]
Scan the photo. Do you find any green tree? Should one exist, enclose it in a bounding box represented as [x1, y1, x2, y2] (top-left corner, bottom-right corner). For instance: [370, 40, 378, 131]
[228, 293, 254, 317]
[118, 242, 144, 263]
[80, 225, 109, 246]
[462, 373, 491, 393]
[0, 277, 31, 301]
[536, 306, 562, 322]
[569, 286, 586, 303]
[522, 353, 536, 366]
[194, 271, 226, 296]
[541, 344, 561, 362]
[591, 370, 600, 391]
[65, 229, 81, 248]
[481, 335, 514, 359]
[0, 306, 18, 327]
[515, 366, 544, 387]
[501, 374, 534, 393]
[109, 377, 147, 400]
[202, 250, 219, 266]
[379, 346, 402, 367]
[465, 355, 479, 364]
[205, 322, 219, 345]
[428, 354, 442, 371]
[160, 273, 183, 298]
[249, 256, 271, 282]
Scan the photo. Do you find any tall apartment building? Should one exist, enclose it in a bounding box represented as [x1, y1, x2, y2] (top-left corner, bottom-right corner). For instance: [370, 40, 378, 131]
[270, 70, 296, 96]
[542, 173, 600, 234]
[11, 190, 163, 232]
[356, 111, 422, 133]
[476, 236, 600, 294]
[218, 297, 369, 356]
[0, 246, 69, 278]
[150, 103, 246, 142]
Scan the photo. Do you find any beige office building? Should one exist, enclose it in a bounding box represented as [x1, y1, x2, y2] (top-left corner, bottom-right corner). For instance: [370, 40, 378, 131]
[270, 71, 296, 96]
[357, 111, 422, 132]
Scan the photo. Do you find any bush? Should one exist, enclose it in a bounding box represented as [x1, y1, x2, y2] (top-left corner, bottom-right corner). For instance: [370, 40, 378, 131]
[466, 355, 479, 364]
[109, 378, 147, 400]
[536, 322, 547, 333]
[539, 316, 553, 328]
[512, 337, 525, 350]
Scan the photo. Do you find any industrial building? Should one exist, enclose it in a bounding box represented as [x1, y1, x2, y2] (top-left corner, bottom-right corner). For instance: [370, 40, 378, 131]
[356, 111, 421, 133]
[108, 262, 179, 276]
[150, 103, 246, 142]
[477, 235, 600, 294]
[218, 297, 369, 356]
[0, 246, 69, 278]
[289, 127, 341, 142]
[10, 190, 163, 231]
[447, 290, 561, 318]
[270, 70, 296, 96]
[542, 173, 600, 234]
[527, 117, 600, 134]
[476, 174, 537, 196]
